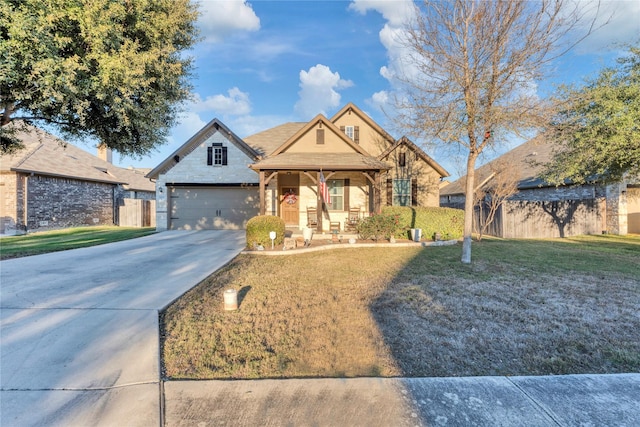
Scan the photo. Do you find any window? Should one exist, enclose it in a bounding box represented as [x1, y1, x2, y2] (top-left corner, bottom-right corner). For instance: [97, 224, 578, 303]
[328, 179, 344, 210]
[345, 126, 354, 140]
[393, 179, 411, 206]
[207, 143, 228, 166]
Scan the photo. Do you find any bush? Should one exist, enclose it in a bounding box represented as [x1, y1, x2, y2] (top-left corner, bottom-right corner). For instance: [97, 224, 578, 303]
[245, 216, 286, 249]
[356, 212, 402, 241]
[381, 206, 463, 240]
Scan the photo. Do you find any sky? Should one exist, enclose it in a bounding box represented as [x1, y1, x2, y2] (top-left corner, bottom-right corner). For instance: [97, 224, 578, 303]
[110, 0, 640, 179]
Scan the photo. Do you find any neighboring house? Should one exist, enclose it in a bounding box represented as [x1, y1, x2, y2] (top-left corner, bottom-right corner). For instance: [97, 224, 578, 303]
[147, 103, 449, 231]
[440, 136, 640, 238]
[0, 123, 156, 234]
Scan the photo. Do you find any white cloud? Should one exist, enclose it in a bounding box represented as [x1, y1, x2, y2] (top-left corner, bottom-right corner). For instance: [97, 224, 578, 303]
[198, 0, 260, 43]
[348, 0, 415, 27]
[573, 0, 640, 54]
[192, 88, 252, 116]
[294, 64, 354, 119]
[349, 1, 418, 91]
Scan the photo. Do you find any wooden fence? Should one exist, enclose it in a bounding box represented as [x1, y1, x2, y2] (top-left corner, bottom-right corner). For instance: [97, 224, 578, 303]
[118, 199, 156, 228]
[475, 199, 604, 238]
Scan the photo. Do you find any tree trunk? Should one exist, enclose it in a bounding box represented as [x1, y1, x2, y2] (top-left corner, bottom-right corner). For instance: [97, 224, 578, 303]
[461, 152, 479, 264]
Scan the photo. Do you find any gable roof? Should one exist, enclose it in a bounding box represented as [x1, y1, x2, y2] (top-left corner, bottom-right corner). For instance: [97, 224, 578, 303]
[1, 122, 126, 185]
[146, 118, 259, 179]
[379, 136, 450, 178]
[270, 115, 370, 157]
[243, 122, 306, 157]
[330, 102, 395, 144]
[440, 135, 555, 196]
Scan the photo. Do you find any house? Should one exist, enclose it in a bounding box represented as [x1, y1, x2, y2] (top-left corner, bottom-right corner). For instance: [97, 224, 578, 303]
[147, 103, 449, 232]
[440, 136, 640, 238]
[0, 122, 156, 234]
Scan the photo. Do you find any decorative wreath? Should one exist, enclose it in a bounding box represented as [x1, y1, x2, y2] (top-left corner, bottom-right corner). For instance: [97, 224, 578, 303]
[283, 191, 297, 204]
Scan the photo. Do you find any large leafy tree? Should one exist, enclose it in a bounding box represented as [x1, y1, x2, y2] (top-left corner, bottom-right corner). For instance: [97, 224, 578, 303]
[544, 45, 640, 185]
[395, 0, 599, 263]
[0, 0, 199, 156]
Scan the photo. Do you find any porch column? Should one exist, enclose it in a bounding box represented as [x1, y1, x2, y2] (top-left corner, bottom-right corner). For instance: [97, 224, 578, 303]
[259, 170, 265, 215]
[316, 171, 323, 232]
[374, 172, 382, 214]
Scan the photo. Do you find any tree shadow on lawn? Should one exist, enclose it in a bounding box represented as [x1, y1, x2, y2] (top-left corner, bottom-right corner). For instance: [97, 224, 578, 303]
[370, 246, 640, 379]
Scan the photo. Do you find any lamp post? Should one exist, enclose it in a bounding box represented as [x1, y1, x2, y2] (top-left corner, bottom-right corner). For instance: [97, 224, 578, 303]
[269, 231, 276, 249]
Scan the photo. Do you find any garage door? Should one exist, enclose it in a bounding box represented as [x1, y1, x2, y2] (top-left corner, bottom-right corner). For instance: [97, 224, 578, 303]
[169, 186, 259, 230]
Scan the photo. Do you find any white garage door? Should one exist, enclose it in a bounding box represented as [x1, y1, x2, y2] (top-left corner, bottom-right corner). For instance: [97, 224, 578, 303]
[169, 186, 259, 230]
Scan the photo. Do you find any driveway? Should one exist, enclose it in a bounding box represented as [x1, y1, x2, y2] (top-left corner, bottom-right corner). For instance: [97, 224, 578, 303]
[0, 230, 245, 426]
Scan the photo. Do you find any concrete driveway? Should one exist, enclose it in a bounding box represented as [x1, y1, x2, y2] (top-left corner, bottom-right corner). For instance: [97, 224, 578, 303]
[0, 230, 245, 426]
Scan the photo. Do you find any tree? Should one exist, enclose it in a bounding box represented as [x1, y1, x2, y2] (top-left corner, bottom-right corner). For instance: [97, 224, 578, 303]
[0, 0, 199, 156]
[472, 160, 520, 241]
[395, 0, 600, 263]
[543, 45, 640, 185]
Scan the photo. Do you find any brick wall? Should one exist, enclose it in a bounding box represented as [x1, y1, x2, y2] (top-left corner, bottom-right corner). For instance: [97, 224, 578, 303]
[20, 173, 115, 231]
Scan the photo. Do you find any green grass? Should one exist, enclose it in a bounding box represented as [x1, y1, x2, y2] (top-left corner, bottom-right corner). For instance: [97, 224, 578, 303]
[162, 234, 640, 380]
[0, 226, 156, 259]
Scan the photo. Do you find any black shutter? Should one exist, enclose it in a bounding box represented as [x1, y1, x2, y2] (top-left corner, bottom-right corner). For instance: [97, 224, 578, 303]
[412, 178, 418, 206]
[354, 126, 359, 144]
[344, 178, 350, 212]
[222, 147, 228, 165]
[207, 147, 213, 165]
[386, 178, 393, 206]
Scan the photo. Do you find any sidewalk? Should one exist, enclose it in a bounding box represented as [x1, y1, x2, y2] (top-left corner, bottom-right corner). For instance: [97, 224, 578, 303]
[164, 373, 640, 426]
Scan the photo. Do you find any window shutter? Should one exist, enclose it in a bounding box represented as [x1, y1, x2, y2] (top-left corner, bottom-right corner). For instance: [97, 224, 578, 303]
[386, 178, 393, 206]
[412, 178, 418, 206]
[354, 126, 359, 144]
[317, 129, 325, 144]
[222, 147, 228, 165]
[207, 147, 213, 165]
[344, 178, 350, 212]
[340, 126, 345, 133]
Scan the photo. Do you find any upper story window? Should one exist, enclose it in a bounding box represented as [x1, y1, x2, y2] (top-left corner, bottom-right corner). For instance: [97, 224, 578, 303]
[207, 143, 228, 166]
[345, 126, 354, 140]
[340, 125, 359, 144]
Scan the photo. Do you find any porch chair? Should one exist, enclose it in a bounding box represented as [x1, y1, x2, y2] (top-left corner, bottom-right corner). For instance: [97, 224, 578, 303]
[306, 207, 318, 227]
[345, 207, 361, 232]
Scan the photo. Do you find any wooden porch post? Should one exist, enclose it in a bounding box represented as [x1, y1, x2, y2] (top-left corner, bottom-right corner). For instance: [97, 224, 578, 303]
[374, 172, 382, 214]
[259, 170, 265, 215]
[316, 171, 323, 232]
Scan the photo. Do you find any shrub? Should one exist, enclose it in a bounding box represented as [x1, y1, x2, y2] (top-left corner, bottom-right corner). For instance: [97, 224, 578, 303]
[356, 212, 403, 241]
[245, 216, 286, 249]
[381, 206, 463, 240]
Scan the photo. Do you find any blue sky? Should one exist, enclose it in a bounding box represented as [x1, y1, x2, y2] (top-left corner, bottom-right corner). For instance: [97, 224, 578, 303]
[111, 0, 640, 179]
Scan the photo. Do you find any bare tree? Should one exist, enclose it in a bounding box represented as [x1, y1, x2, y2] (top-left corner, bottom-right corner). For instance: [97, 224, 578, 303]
[473, 160, 520, 241]
[395, 0, 603, 263]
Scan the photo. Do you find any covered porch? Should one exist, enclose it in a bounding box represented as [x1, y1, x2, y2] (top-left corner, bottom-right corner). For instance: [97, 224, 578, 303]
[250, 153, 390, 233]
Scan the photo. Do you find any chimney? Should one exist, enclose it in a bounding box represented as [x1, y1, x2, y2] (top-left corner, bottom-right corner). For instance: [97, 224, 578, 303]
[97, 144, 112, 164]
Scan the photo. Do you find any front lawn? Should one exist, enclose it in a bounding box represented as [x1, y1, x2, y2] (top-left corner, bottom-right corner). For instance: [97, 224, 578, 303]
[0, 226, 156, 259]
[161, 235, 640, 379]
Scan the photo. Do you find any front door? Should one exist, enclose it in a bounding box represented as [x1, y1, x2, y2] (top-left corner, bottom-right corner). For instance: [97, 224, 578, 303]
[279, 173, 300, 226]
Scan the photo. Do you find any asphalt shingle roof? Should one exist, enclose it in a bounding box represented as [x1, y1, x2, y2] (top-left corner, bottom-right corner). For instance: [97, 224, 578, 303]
[1, 122, 155, 191]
